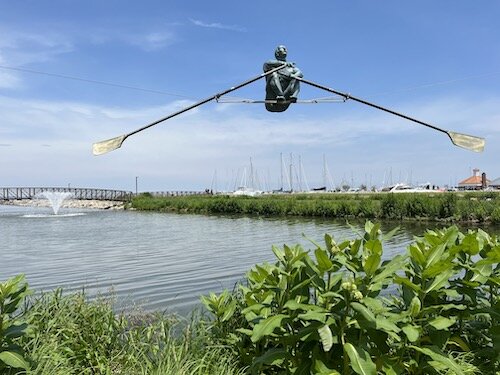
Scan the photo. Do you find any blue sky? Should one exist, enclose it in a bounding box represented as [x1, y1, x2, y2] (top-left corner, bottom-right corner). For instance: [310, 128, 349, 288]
[0, 1, 499, 192]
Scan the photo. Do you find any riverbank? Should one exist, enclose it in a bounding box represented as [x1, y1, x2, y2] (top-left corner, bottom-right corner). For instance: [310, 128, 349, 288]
[0, 198, 125, 210]
[131, 191, 500, 224]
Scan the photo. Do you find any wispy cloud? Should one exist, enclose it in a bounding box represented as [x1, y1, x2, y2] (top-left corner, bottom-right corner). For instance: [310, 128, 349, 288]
[124, 31, 176, 51]
[88, 28, 177, 51]
[189, 18, 246, 32]
[0, 29, 74, 89]
[0, 29, 73, 65]
[0, 69, 22, 89]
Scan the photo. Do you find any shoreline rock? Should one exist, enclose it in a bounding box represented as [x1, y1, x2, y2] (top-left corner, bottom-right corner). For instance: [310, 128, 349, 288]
[0, 199, 125, 210]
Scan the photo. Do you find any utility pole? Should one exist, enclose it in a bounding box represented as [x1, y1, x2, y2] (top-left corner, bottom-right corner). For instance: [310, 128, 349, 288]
[135, 176, 138, 195]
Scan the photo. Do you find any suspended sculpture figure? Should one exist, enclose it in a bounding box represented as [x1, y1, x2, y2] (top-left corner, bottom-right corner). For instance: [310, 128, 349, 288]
[92, 46, 485, 155]
[263, 45, 303, 112]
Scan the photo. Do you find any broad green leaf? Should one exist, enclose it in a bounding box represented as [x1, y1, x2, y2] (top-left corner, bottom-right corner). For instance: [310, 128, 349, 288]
[351, 302, 376, 323]
[236, 328, 253, 336]
[382, 226, 400, 242]
[364, 239, 382, 256]
[362, 297, 384, 312]
[364, 221, 375, 236]
[370, 255, 405, 286]
[241, 303, 265, 316]
[315, 248, 333, 272]
[343, 343, 376, 375]
[290, 275, 315, 293]
[252, 348, 289, 368]
[425, 269, 454, 293]
[394, 276, 422, 293]
[284, 300, 322, 311]
[471, 263, 492, 282]
[0, 351, 29, 369]
[422, 260, 454, 279]
[363, 253, 381, 277]
[460, 233, 482, 255]
[376, 317, 401, 333]
[314, 359, 341, 374]
[272, 245, 285, 263]
[298, 310, 328, 323]
[402, 325, 419, 342]
[325, 233, 334, 252]
[3, 323, 28, 339]
[221, 300, 236, 322]
[318, 325, 333, 351]
[350, 239, 362, 256]
[409, 244, 426, 266]
[438, 303, 466, 312]
[251, 314, 287, 342]
[428, 316, 456, 330]
[425, 243, 447, 268]
[381, 363, 399, 375]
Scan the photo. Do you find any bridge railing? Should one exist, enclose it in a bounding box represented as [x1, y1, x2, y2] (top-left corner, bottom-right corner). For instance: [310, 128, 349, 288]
[0, 187, 133, 202]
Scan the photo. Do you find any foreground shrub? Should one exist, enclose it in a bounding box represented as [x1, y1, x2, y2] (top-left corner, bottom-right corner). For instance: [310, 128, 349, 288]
[203, 222, 499, 374]
[0, 274, 31, 373]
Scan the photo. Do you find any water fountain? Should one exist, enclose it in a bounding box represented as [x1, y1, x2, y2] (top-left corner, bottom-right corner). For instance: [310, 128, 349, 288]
[37, 191, 73, 215]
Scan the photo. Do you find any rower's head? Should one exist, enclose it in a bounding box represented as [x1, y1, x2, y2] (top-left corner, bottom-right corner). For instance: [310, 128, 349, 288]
[274, 45, 287, 61]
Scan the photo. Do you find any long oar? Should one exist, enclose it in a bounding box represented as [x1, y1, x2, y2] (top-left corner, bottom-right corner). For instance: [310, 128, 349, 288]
[93, 64, 286, 155]
[295, 76, 485, 152]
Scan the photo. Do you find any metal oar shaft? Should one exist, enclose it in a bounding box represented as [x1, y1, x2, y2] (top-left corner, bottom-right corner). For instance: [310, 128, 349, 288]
[127, 64, 287, 138]
[296, 76, 446, 135]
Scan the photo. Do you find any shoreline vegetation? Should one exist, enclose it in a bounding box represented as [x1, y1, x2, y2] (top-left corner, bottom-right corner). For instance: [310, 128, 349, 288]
[2, 222, 499, 374]
[131, 191, 500, 225]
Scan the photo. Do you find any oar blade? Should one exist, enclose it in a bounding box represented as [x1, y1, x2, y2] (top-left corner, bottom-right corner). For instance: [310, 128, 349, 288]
[447, 131, 485, 153]
[92, 135, 127, 155]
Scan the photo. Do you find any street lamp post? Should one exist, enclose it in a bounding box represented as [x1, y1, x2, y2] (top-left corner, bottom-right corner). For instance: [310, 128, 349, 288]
[135, 176, 138, 195]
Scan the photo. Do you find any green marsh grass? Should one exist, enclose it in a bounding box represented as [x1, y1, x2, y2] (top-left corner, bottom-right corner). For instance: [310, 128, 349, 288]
[132, 191, 500, 224]
[16, 289, 244, 375]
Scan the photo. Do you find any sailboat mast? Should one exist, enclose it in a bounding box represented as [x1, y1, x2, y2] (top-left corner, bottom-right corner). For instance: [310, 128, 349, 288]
[323, 154, 327, 189]
[250, 157, 254, 190]
[280, 152, 283, 191]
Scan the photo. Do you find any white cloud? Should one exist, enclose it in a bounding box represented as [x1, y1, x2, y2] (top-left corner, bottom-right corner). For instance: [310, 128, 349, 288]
[0, 94, 497, 190]
[189, 18, 246, 32]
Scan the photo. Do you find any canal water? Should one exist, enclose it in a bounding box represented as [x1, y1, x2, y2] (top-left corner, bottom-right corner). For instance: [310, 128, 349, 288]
[1, 204, 496, 315]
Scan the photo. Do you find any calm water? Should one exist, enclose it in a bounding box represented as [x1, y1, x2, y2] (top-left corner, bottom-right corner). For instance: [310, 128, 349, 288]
[1, 204, 496, 314]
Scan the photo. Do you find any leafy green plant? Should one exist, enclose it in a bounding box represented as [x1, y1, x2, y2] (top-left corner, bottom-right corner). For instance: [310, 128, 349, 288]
[202, 222, 500, 374]
[0, 274, 31, 372]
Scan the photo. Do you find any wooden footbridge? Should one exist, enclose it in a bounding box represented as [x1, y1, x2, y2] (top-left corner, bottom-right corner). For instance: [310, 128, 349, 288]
[0, 187, 133, 202]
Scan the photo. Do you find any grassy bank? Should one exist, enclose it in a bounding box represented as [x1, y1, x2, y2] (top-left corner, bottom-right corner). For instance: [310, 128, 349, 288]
[0, 279, 243, 375]
[131, 191, 500, 224]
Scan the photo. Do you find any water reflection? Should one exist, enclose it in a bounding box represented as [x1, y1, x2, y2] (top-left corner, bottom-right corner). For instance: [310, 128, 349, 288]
[1, 204, 498, 314]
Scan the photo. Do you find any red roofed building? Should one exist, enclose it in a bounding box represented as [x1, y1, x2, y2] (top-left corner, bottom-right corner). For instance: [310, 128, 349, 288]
[458, 168, 490, 190]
